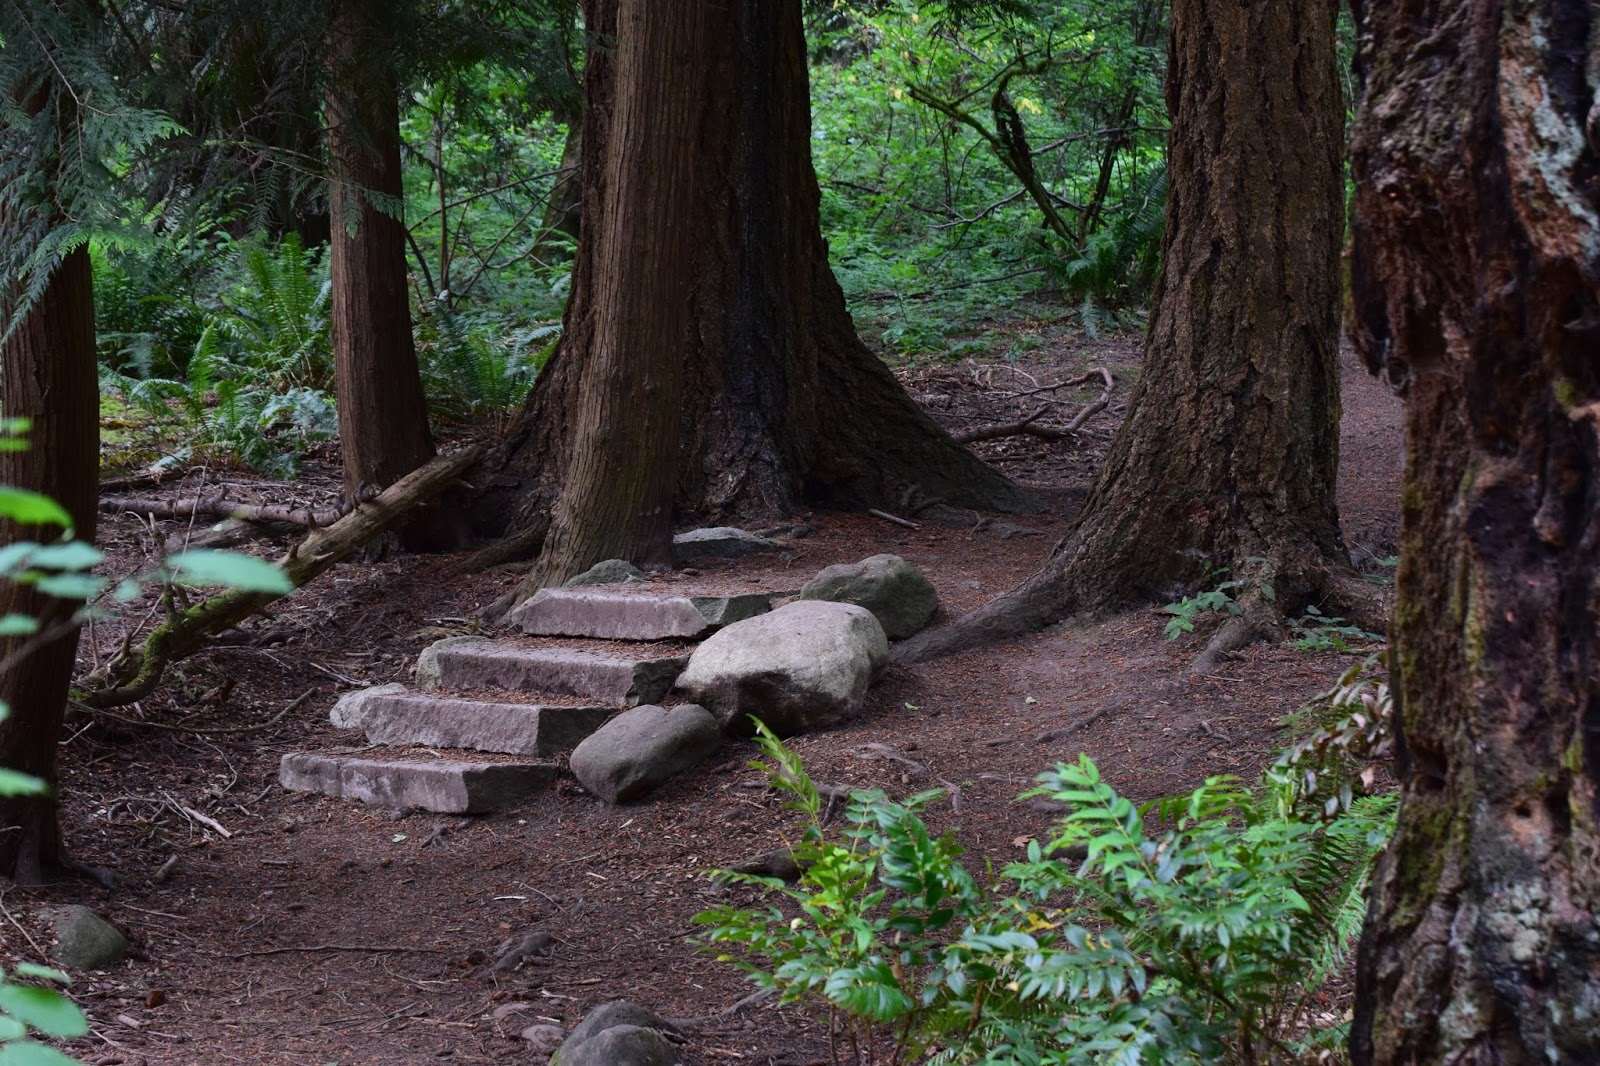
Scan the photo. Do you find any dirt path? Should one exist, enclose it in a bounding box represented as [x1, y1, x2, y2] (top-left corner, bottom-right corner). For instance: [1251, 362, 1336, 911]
[4, 338, 1402, 1065]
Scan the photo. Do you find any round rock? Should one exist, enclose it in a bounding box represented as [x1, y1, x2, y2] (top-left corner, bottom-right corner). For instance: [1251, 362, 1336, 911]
[798, 553, 938, 639]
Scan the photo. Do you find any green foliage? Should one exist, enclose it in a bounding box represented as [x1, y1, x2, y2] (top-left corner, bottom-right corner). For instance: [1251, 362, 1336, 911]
[415, 312, 555, 422]
[697, 720, 1395, 1065]
[1289, 608, 1383, 655]
[1161, 580, 1245, 641]
[0, 963, 86, 1066]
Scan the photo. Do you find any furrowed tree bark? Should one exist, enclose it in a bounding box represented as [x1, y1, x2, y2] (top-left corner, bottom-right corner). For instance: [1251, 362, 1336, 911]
[898, 0, 1348, 663]
[326, 0, 447, 549]
[1348, 3, 1600, 1063]
[0, 244, 98, 884]
[474, 0, 1031, 572]
[526, 0, 702, 585]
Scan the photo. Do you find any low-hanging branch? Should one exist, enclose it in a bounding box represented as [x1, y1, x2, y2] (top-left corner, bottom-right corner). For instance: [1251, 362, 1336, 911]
[100, 493, 348, 529]
[77, 446, 483, 709]
[955, 368, 1115, 444]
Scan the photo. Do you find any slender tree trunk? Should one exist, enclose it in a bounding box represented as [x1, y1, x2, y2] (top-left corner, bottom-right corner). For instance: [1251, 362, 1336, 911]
[532, 117, 582, 262]
[477, 0, 1030, 569]
[1348, 3, 1600, 1062]
[898, 0, 1348, 662]
[0, 245, 98, 884]
[326, 0, 444, 546]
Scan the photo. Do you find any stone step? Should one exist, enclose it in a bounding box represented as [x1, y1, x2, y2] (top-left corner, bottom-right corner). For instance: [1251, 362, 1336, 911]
[279, 752, 555, 814]
[506, 588, 771, 640]
[330, 684, 613, 756]
[416, 636, 687, 705]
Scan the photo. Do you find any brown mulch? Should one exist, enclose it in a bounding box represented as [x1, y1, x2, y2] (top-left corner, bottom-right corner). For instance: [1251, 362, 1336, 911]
[1, 333, 1402, 1065]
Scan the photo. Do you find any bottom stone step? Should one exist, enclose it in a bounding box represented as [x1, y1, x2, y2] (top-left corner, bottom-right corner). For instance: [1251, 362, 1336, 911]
[279, 752, 555, 814]
[331, 684, 613, 756]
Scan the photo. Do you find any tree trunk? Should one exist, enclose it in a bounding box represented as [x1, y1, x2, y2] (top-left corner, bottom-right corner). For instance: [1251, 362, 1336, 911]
[326, 0, 445, 547]
[532, 118, 582, 263]
[1348, 3, 1600, 1063]
[0, 245, 98, 884]
[898, 0, 1348, 662]
[475, 0, 1031, 565]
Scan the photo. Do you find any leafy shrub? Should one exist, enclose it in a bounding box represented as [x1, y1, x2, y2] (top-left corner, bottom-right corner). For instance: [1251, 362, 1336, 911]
[696, 720, 1394, 1065]
[1289, 608, 1383, 655]
[416, 311, 555, 421]
[1161, 578, 1246, 641]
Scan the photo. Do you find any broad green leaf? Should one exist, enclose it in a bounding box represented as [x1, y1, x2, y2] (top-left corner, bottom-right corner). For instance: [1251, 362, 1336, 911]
[0, 491, 70, 528]
[165, 551, 292, 593]
[0, 770, 46, 797]
[8, 968, 66, 987]
[24, 544, 103, 570]
[0, 984, 88, 1038]
[0, 616, 38, 637]
[0, 1040, 83, 1066]
[30, 575, 105, 600]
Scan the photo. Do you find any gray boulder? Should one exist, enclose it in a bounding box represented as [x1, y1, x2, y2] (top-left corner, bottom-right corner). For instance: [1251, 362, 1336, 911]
[45, 906, 128, 970]
[565, 559, 646, 588]
[568, 705, 721, 804]
[672, 526, 778, 562]
[675, 600, 889, 735]
[799, 553, 938, 639]
[552, 1001, 681, 1066]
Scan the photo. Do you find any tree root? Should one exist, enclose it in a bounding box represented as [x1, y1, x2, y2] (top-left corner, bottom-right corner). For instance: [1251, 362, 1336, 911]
[954, 367, 1115, 445]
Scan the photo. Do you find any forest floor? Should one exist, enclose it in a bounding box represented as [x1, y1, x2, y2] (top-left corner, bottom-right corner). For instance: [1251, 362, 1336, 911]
[4, 319, 1403, 1065]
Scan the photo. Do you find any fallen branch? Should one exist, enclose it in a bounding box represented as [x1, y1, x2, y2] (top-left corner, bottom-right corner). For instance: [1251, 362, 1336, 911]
[101, 494, 347, 528]
[954, 367, 1115, 444]
[867, 508, 920, 530]
[231, 943, 446, 959]
[77, 447, 482, 708]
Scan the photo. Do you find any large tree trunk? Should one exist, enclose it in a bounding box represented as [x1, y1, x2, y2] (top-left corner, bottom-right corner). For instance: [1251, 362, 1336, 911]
[0, 245, 98, 884]
[898, 0, 1348, 662]
[326, 0, 443, 546]
[475, 0, 1031, 569]
[1348, 4, 1600, 1063]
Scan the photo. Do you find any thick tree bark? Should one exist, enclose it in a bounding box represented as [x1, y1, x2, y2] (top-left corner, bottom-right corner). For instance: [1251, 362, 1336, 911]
[475, 0, 1031, 564]
[0, 245, 98, 884]
[898, 0, 1348, 662]
[1348, 3, 1600, 1063]
[326, 0, 442, 545]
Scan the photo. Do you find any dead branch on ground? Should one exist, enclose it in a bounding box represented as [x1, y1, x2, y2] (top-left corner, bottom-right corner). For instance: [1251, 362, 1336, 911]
[954, 367, 1114, 444]
[101, 494, 347, 528]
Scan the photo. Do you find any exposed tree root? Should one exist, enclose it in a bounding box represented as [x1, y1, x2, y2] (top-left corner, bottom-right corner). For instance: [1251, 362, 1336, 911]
[76, 447, 481, 709]
[953, 368, 1115, 444]
[1187, 594, 1286, 675]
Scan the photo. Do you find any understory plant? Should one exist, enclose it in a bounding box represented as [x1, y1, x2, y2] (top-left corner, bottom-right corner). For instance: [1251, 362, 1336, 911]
[697, 711, 1395, 1065]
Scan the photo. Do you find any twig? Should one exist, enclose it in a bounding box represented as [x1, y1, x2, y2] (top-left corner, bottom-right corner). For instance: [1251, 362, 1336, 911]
[70, 688, 315, 737]
[231, 943, 447, 959]
[0, 890, 47, 961]
[867, 509, 920, 530]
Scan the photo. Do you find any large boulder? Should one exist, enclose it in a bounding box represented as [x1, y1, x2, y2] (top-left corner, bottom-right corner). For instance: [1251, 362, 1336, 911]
[552, 1001, 681, 1066]
[675, 601, 888, 735]
[44, 906, 128, 970]
[798, 553, 938, 639]
[568, 705, 721, 804]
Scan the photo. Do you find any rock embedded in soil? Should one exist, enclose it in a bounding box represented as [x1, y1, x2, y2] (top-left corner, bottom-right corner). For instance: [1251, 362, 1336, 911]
[671, 526, 779, 563]
[508, 587, 770, 641]
[521, 1023, 566, 1057]
[330, 684, 611, 756]
[675, 600, 889, 735]
[564, 558, 646, 587]
[415, 636, 686, 705]
[798, 553, 939, 639]
[44, 905, 128, 970]
[553, 1002, 681, 1066]
[278, 753, 555, 814]
[569, 704, 722, 804]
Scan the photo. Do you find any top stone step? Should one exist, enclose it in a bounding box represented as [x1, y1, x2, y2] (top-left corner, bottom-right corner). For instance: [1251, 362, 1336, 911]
[506, 587, 771, 641]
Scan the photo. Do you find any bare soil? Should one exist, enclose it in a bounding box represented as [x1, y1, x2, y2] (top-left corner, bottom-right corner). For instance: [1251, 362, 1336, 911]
[1, 329, 1402, 1065]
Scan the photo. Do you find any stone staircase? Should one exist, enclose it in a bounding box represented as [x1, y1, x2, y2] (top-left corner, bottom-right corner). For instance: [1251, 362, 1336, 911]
[278, 586, 773, 814]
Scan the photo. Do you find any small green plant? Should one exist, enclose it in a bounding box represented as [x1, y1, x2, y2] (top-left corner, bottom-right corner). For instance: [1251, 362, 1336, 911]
[697, 719, 1395, 1065]
[1162, 578, 1246, 640]
[0, 959, 86, 1066]
[1289, 607, 1383, 655]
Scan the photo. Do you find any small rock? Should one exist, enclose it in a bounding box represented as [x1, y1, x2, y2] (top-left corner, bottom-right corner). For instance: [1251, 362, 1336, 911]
[492, 930, 554, 972]
[564, 559, 646, 588]
[553, 1002, 681, 1066]
[675, 601, 889, 735]
[45, 905, 128, 970]
[520, 1023, 565, 1056]
[798, 554, 939, 639]
[569, 705, 722, 804]
[672, 526, 778, 563]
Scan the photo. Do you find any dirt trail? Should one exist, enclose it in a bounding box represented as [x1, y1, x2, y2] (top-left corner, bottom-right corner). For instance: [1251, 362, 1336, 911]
[4, 339, 1401, 1065]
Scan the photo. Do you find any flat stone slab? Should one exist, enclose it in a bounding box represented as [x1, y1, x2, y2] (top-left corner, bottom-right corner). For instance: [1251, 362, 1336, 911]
[279, 752, 555, 813]
[331, 684, 612, 756]
[507, 588, 771, 640]
[417, 636, 687, 705]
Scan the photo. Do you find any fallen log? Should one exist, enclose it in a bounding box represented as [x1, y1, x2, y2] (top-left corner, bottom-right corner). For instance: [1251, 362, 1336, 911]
[101, 494, 347, 528]
[77, 446, 483, 708]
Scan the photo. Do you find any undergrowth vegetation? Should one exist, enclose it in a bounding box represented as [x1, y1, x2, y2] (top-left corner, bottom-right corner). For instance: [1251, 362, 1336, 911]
[699, 686, 1396, 1065]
